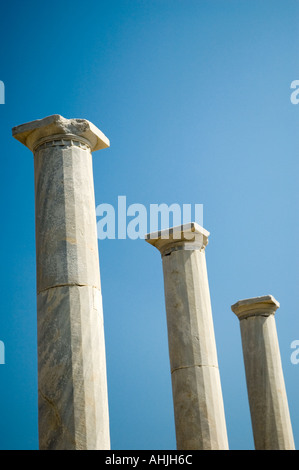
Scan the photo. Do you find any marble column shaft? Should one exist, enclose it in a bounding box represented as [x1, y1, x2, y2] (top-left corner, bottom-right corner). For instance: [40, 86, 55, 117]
[146, 223, 229, 450]
[12, 115, 110, 450]
[231, 295, 295, 450]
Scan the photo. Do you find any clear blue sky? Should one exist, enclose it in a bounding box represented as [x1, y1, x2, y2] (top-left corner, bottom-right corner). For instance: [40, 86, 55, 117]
[0, 0, 298, 450]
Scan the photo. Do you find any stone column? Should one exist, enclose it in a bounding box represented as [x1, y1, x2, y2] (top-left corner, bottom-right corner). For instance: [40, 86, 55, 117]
[146, 223, 229, 450]
[12, 115, 111, 450]
[231, 295, 295, 450]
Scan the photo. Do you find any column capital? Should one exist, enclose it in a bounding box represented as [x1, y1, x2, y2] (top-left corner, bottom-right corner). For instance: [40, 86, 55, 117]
[145, 222, 210, 256]
[12, 114, 110, 153]
[231, 295, 280, 320]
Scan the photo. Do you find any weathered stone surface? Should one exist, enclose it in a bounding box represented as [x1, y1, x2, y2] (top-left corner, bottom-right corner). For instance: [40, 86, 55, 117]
[13, 115, 110, 450]
[12, 114, 110, 152]
[33, 141, 101, 292]
[146, 223, 229, 450]
[231, 294, 280, 320]
[37, 285, 109, 450]
[171, 365, 228, 450]
[232, 296, 295, 450]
